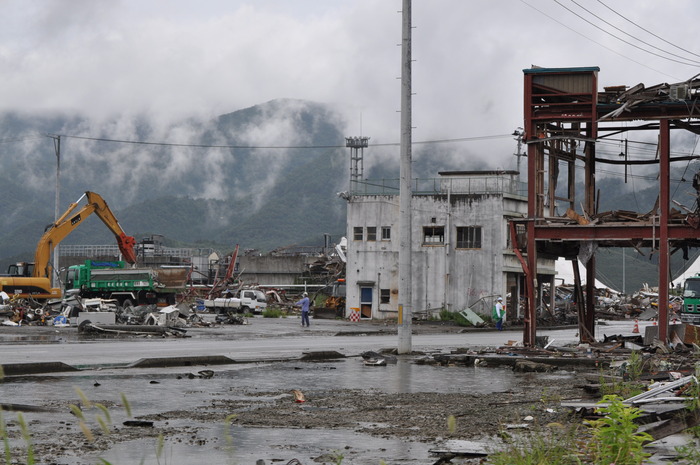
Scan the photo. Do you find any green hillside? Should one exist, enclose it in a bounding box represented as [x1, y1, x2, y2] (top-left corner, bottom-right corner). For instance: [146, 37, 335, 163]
[1, 101, 699, 294]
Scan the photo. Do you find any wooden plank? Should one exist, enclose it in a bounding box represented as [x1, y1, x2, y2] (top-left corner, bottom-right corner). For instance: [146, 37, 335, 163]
[641, 409, 700, 441]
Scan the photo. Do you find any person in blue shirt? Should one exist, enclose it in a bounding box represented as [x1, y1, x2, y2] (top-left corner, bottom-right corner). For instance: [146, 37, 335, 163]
[296, 292, 311, 327]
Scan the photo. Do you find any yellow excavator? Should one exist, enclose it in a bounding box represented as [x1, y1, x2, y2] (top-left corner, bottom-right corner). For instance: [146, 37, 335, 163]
[0, 191, 137, 300]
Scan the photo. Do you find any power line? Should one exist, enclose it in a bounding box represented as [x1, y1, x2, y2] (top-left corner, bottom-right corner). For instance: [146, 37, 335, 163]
[596, 0, 700, 60]
[553, 0, 700, 67]
[568, 0, 700, 66]
[57, 133, 513, 149]
[0, 135, 46, 144]
[519, 0, 679, 80]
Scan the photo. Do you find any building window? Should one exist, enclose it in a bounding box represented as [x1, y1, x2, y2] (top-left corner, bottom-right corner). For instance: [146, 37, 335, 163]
[367, 226, 377, 241]
[381, 226, 391, 241]
[423, 226, 445, 245]
[380, 289, 390, 304]
[353, 226, 363, 241]
[456, 226, 482, 249]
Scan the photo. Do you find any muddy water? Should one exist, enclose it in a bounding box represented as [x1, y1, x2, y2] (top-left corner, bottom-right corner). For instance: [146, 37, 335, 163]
[2, 357, 577, 464]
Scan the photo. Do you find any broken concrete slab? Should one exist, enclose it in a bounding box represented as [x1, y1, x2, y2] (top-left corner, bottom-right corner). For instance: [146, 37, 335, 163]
[128, 355, 236, 368]
[513, 360, 557, 372]
[299, 350, 346, 361]
[1, 361, 80, 376]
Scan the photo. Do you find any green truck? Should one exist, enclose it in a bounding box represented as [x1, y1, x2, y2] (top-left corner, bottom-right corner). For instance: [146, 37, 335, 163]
[681, 274, 700, 324]
[64, 260, 187, 307]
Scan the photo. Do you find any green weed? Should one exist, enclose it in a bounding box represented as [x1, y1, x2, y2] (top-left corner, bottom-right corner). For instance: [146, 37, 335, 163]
[330, 450, 345, 465]
[262, 308, 284, 318]
[598, 360, 646, 399]
[438, 309, 452, 321]
[485, 424, 583, 465]
[673, 442, 700, 465]
[585, 395, 652, 465]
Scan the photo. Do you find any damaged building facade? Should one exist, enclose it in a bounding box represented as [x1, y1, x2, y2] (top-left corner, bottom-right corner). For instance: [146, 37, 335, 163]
[344, 170, 556, 320]
[516, 66, 700, 346]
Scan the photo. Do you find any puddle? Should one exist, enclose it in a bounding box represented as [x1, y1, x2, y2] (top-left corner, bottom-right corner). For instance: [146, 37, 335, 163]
[91, 424, 433, 465]
[1, 358, 577, 464]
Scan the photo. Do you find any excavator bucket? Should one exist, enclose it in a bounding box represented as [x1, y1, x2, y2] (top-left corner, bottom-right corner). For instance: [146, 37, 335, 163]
[118, 233, 138, 264]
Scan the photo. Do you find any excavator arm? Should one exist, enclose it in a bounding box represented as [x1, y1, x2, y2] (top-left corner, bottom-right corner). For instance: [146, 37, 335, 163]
[32, 191, 137, 279]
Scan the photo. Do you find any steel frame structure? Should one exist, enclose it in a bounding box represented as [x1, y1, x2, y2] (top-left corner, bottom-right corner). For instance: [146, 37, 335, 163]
[515, 67, 700, 346]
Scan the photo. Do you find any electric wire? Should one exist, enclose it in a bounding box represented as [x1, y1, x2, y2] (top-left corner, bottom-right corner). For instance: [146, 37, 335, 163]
[55, 133, 512, 150]
[519, 0, 680, 80]
[553, 0, 700, 67]
[0, 135, 46, 144]
[5, 128, 698, 186]
[671, 135, 700, 199]
[567, 0, 700, 66]
[596, 0, 700, 60]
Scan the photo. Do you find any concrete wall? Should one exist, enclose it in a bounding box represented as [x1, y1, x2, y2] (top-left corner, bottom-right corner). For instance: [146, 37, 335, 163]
[346, 187, 555, 320]
[237, 255, 315, 286]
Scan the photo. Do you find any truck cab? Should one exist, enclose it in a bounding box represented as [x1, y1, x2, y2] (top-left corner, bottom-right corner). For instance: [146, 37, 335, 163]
[682, 275, 700, 324]
[238, 289, 267, 314]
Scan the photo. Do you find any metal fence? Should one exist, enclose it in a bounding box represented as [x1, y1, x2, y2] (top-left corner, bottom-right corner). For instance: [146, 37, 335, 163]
[60, 244, 200, 258]
[350, 176, 527, 197]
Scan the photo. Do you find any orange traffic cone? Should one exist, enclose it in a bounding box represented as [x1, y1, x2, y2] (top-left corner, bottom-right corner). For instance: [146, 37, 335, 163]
[632, 319, 640, 334]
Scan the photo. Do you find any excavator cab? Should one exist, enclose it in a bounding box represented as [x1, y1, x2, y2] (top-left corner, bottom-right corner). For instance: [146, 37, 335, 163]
[7, 262, 34, 277]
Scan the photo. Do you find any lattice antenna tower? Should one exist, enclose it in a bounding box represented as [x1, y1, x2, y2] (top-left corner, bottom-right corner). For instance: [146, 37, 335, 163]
[345, 136, 369, 192]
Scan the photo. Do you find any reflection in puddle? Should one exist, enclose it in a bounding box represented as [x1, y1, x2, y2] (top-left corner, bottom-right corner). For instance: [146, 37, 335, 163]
[2, 357, 577, 464]
[96, 424, 433, 465]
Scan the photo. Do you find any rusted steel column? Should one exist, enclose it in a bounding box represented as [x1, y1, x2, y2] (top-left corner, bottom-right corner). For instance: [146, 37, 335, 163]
[525, 220, 537, 347]
[584, 257, 596, 343]
[658, 119, 670, 342]
[523, 72, 538, 347]
[582, 120, 597, 343]
[524, 138, 540, 346]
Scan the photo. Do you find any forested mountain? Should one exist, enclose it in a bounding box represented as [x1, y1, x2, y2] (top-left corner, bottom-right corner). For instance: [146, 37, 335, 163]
[0, 100, 351, 268]
[1, 99, 699, 292]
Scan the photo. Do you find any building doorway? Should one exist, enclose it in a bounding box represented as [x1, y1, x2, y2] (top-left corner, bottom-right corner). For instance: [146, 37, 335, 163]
[359, 286, 373, 319]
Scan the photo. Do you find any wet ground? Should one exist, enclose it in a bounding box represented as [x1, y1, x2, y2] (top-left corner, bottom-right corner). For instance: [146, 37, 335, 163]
[0, 316, 693, 464]
[2, 357, 582, 464]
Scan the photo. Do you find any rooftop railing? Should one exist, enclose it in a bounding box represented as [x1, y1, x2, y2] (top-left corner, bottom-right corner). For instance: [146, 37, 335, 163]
[350, 176, 527, 197]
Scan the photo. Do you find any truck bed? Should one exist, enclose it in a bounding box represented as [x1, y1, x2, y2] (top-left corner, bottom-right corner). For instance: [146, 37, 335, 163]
[202, 298, 241, 309]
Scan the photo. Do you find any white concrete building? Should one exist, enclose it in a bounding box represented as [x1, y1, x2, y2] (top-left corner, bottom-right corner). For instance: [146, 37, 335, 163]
[344, 170, 556, 320]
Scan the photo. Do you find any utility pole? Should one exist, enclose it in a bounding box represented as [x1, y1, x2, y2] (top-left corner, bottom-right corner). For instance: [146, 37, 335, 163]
[397, 0, 413, 354]
[50, 134, 61, 288]
[512, 128, 524, 186]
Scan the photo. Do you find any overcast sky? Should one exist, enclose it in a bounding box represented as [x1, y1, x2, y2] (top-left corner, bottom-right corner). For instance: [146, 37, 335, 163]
[1, 0, 699, 169]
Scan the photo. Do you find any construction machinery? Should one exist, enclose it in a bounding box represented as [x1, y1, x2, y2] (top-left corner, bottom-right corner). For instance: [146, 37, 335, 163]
[1, 191, 136, 300]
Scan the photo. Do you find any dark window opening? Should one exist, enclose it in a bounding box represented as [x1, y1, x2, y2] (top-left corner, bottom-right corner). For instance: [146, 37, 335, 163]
[456, 226, 482, 249]
[380, 289, 390, 304]
[367, 226, 377, 241]
[353, 226, 363, 241]
[423, 226, 445, 245]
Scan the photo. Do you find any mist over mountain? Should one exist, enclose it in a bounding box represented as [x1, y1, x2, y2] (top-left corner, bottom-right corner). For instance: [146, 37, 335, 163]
[0, 99, 480, 269]
[2, 99, 699, 293]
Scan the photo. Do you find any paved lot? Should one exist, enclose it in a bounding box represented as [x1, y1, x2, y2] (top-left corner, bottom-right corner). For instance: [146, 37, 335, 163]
[0, 315, 649, 368]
